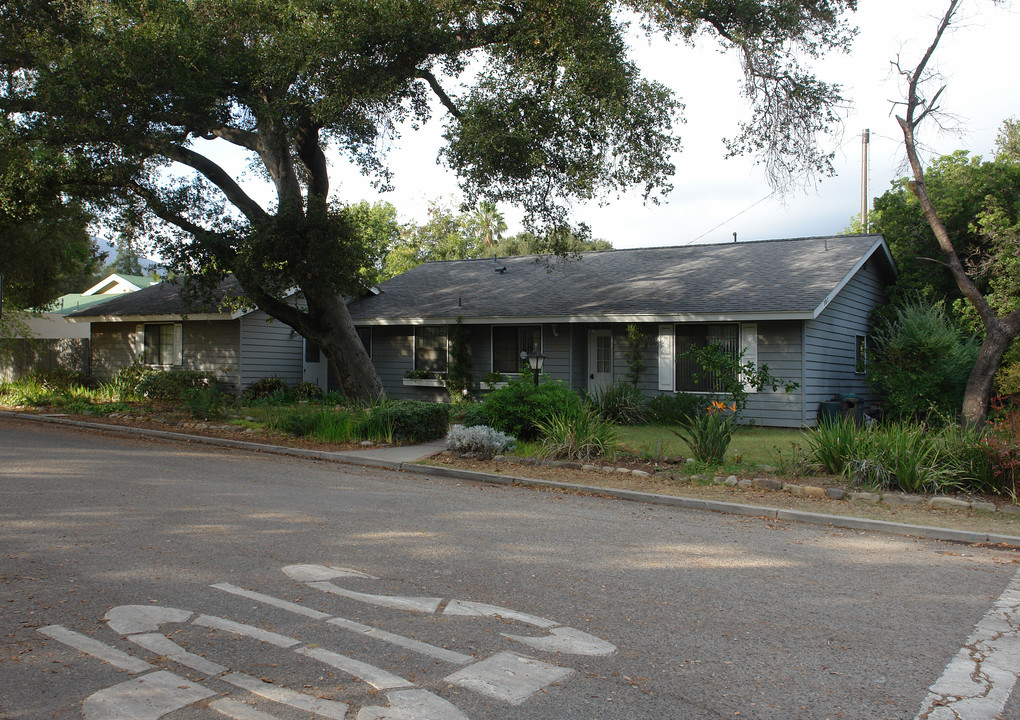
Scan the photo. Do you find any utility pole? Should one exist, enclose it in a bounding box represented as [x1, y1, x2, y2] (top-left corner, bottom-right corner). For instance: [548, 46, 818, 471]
[861, 129, 870, 233]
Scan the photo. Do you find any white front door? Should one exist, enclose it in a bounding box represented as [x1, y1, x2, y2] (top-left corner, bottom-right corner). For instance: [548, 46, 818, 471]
[588, 329, 613, 393]
[302, 339, 329, 390]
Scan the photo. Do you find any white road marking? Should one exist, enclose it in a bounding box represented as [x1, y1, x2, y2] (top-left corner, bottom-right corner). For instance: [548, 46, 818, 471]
[502, 626, 617, 656]
[916, 569, 1020, 719]
[444, 651, 574, 705]
[443, 599, 558, 629]
[82, 670, 213, 720]
[39, 625, 153, 673]
[105, 605, 193, 635]
[210, 697, 284, 720]
[193, 614, 301, 648]
[212, 583, 331, 619]
[328, 617, 474, 665]
[223, 671, 349, 719]
[128, 632, 228, 676]
[296, 646, 414, 690]
[283, 564, 378, 582]
[308, 581, 443, 613]
[358, 689, 470, 720]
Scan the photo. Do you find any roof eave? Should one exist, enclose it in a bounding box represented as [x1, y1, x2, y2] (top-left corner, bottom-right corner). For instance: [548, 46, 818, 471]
[353, 311, 815, 326]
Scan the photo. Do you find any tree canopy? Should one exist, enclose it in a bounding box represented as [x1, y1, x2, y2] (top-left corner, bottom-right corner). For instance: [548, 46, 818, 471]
[0, 0, 857, 400]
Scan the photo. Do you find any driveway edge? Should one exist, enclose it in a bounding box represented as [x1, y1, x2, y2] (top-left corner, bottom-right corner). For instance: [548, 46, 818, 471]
[8, 411, 1019, 548]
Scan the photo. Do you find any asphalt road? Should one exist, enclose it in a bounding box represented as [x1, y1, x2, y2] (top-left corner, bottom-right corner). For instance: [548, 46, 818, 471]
[2, 416, 1019, 720]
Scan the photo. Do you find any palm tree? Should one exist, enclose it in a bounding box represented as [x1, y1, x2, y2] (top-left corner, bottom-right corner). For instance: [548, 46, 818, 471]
[471, 200, 506, 246]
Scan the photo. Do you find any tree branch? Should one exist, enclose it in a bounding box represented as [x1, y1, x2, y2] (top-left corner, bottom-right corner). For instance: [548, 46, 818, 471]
[295, 118, 329, 200]
[146, 141, 268, 224]
[207, 125, 259, 152]
[419, 69, 462, 119]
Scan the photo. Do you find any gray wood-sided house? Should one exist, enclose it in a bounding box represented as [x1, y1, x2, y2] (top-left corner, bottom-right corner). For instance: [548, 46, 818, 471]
[68, 280, 322, 393]
[346, 235, 896, 427]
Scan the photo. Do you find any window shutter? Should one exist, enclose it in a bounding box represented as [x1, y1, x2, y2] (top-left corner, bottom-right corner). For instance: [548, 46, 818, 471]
[657, 324, 674, 391]
[173, 323, 184, 366]
[740, 323, 758, 393]
[133, 324, 145, 362]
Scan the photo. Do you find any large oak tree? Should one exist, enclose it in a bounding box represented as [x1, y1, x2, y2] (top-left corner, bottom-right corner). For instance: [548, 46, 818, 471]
[0, 0, 856, 401]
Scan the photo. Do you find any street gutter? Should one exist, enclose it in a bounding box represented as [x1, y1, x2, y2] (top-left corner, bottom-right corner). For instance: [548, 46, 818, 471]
[7, 410, 1019, 549]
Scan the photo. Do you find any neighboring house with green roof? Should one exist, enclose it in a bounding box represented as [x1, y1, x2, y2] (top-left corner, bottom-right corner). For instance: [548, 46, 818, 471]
[25, 273, 160, 340]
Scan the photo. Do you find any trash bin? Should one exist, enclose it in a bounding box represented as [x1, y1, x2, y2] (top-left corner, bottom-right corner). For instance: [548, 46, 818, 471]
[818, 396, 844, 423]
[842, 393, 863, 425]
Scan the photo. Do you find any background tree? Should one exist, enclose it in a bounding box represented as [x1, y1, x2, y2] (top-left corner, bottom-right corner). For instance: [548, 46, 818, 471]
[467, 201, 506, 247]
[892, 0, 1020, 424]
[0, 124, 102, 319]
[0, 0, 856, 400]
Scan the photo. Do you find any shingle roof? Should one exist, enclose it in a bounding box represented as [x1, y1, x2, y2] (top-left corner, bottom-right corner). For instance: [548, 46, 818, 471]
[68, 277, 243, 320]
[347, 235, 894, 323]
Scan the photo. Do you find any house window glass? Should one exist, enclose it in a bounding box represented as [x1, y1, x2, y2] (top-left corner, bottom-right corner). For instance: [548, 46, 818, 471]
[356, 326, 372, 359]
[596, 334, 612, 373]
[855, 335, 868, 374]
[492, 325, 541, 374]
[675, 324, 739, 392]
[415, 326, 448, 373]
[144, 324, 175, 365]
[305, 340, 321, 363]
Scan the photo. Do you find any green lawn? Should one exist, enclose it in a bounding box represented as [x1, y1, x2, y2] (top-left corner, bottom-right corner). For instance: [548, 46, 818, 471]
[616, 424, 806, 467]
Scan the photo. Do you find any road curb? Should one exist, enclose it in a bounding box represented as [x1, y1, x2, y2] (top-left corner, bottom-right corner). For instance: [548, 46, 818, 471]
[7, 411, 1020, 549]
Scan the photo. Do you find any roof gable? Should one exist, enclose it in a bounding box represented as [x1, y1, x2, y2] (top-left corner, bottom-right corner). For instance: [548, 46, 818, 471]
[347, 234, 895, 323]
[68, 276, 243, 321]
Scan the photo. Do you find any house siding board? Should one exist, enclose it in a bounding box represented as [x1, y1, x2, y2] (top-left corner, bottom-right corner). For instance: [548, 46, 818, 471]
[735, 320, 804, 427]
[182, 321, 240, 389]
[803, 256, 886, 425]
[239, 311, 303, 388]
[90, 323, 139, 382]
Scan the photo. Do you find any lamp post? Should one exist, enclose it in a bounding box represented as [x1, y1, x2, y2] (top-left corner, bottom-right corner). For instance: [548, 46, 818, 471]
[525, 350, 545, 387]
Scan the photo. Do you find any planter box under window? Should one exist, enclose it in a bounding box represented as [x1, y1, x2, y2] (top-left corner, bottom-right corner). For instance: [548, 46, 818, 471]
[402, 378, 447, 387]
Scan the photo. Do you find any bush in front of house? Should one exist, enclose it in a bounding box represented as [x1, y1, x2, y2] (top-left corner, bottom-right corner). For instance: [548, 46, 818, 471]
[135, 369, 214, 402]
[644, 392, 704, 424]
[446, 424, 516, 459]
[243, 376, 291, 402]
[587, 381, 647, 425]
[378, 400, 450, 443]
[472, 378, 584, 440]
[536, 402, 618, 462]
[805, 415, 998, 496]
[294, 382, 325, 400]
[868, 298, 979, 421]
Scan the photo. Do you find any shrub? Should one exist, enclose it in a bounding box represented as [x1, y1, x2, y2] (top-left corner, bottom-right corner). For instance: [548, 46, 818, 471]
[670, 400, 737, 465]
[536, 403, 618, 462]
[112, 362, 152, 397]
[379, 400, 450, 443]
[806, 416, 997, 496]
[183, 385, 226, 419]
[474, 378, 583, 440]
[645, 392, 703, 424]
[588, 382, 647, 425]
[868, 299, 979, 420]
[245, 373, 293, 401]
[135, 370, 213, 402]
[446, 424, 516, 458]
[295, 382, 325, 400]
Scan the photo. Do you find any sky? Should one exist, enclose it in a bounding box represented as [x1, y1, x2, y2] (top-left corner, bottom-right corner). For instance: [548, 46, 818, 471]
[176, 0, 1020, 254]
[305, 0, 1020, 250]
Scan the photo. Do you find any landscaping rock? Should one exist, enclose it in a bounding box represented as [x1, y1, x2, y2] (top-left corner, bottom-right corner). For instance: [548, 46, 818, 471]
[602, 466, 616, 473]
[360, 440, 375, 446]
[616, 467, 632, 474]
[1000, 504, 1020, 515]
[825, 488, 847, 500]
[803, 486, 826, 499]
[459, 452, 475, 459]
[850, 492, 881, 504]
[737, 478, 752, 488]
[724, 477, 739, 487]
[752, 478, 783, 491]
[784, 484, 804, 496]
[492, 455, 507, 463]
[632, 470, 651, 478]
[550, 461, 582, 470]
[690, 474, 710, 482]
[929, 496, 971, 511]
[971, 501, 997, 513]
[581, 464, 599, 472]
[883, 494, 924, 507]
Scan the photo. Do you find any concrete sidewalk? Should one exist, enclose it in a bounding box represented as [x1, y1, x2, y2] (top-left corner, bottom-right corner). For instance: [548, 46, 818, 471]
[5, 411, 1020, 548]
